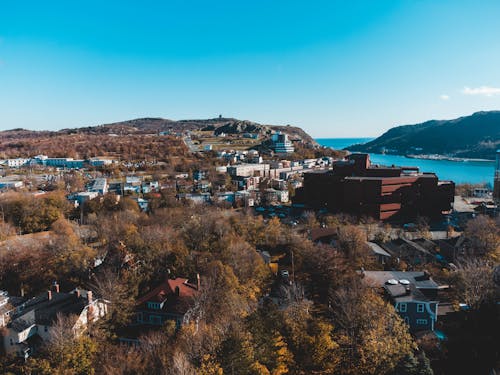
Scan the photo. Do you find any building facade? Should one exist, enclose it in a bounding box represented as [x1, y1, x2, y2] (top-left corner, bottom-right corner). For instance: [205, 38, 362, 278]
[295, 154, 455, 221]
[271, 132, 294, 154]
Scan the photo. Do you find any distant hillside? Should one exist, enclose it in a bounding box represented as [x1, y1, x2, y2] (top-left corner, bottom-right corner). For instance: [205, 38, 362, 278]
[0, 117, 318, 159]
[90, 117, 317, 144]
[347, 111, 500, 160]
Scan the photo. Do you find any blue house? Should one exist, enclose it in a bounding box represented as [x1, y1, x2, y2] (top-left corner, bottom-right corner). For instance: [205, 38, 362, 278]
[362, 271, 446, 332]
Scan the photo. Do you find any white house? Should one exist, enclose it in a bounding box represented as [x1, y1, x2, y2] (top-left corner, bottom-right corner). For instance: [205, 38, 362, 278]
[1, 285, 107, 359]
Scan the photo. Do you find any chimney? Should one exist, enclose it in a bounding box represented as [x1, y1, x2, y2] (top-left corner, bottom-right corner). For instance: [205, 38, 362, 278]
[405, 286, 411, 295]
[87, 290, 93, 304]
[75, 289, 81, 298]
[20, 285, 25, 297]
[196, 273, 201, 291]
[47, 290, 52, 301]
[52, 281, 60, 293]
[87, 304, 95, 323]
[175, 286, 180, 296]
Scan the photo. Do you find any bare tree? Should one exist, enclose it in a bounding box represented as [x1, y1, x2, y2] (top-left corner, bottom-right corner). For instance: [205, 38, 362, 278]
[88, 268, 135, 328]
[464, 215, 500, 258]
[455, 258, 497, 309]
[170, 350, 196, 375]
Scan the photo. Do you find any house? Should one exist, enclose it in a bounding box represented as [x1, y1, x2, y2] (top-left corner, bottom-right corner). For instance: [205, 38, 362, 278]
[193, 170, 206, 181]
[310, 227, 338, 246]
[366, 241, 392, 264]
[135, 275, 200, 328]
[215, 192, 235, 204]
[1, 283, 107, 359]
[124, 176, 142, 194]
[380, 238, 435, 266]
[362, 270, 447, 332]
[177, 193, 211, 204]
[0, 179, 24, 190]
[141, 181, 159, 194]
[131, 197, 149, 211]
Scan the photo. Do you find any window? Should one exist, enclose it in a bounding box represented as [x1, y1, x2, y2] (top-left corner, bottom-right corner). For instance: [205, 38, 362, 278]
[44, 326, 48, 332]
[399, 303, 407, 313]
[147, 302, 161, 310]
[149, 315, 162, 325]
[416, 319, 428, 325]
[417, 303, 425, 313]
[137, 312, 143, 323]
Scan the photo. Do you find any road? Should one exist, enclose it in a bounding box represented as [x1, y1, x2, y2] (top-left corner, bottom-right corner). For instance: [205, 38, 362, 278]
[183, 133, 200, 153]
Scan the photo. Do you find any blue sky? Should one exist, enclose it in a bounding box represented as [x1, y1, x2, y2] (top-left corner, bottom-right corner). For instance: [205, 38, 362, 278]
[1, 1, 500, 137]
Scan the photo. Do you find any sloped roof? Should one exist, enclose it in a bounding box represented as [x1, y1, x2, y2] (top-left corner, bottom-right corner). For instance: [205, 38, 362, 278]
[137, 277, 198, 304]
[136, 277, 199, 315]
[9, 291, 89, 331]
[366, 241, 391, 257]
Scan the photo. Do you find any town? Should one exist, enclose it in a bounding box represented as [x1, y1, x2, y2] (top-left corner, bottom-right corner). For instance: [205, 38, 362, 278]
[0, 125, 498, 374]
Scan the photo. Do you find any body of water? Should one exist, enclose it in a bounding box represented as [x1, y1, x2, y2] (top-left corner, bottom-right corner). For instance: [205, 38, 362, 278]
[316, 138, 495, 185]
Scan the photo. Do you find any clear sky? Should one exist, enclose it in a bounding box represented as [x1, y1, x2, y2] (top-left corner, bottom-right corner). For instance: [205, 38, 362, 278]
[1, 1, 500, 137]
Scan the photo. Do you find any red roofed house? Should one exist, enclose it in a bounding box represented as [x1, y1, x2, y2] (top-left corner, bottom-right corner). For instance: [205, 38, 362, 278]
[135, 275, 200, 328]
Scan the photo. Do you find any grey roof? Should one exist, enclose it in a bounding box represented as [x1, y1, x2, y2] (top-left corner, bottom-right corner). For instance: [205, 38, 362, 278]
[362, 271, 440, 290]
[9, 292, 89, 331]
[384, 283, 429, 303]
[366, 242, 391, 257]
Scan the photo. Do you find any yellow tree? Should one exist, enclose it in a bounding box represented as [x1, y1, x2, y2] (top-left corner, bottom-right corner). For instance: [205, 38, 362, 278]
[333, 284, 416, 375]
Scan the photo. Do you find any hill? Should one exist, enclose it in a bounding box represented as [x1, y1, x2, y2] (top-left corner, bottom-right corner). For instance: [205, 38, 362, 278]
[347, 111, 500, 160]
[89, 117, 317, 144]
[0, 117, 318, 159]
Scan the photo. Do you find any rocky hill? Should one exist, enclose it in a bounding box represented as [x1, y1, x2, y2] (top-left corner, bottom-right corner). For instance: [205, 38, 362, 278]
[347, 111, 500, 160]
[88, 117, 317, 144]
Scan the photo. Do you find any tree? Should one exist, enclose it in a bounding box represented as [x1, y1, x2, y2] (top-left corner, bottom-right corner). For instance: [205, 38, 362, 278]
[337, 224, 370, 265]
[199, 354, 223, 375]
[453, 258, 496, 309]
[35, 313, 99, 375]
[390, 352, 433, 375]
[464, 215, 500, 260]
[332, 281, 416, 375]
[89, 269, 136, 331]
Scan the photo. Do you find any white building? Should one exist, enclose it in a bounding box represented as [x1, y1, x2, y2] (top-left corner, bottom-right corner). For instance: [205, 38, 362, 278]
[3, 159, 30, 168]
[90, 178, 108, 195]
[227, 163, 271, 177]
[271, 132, 294, 154]
[88, 158, 114, 167]
[1, 286, 107, 359]
[75, 191, 99, 204]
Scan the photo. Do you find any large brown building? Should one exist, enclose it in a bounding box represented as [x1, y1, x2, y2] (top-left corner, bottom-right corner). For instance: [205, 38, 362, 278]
[295, 154, 454, 221]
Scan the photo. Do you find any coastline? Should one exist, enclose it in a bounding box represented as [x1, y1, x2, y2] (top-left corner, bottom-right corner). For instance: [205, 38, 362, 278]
[399, 154, 494, 163]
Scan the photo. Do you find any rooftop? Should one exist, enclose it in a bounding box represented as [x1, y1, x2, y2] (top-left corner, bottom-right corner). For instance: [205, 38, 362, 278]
[9, 290, 92, 332]
[362, 270, 440, 290]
